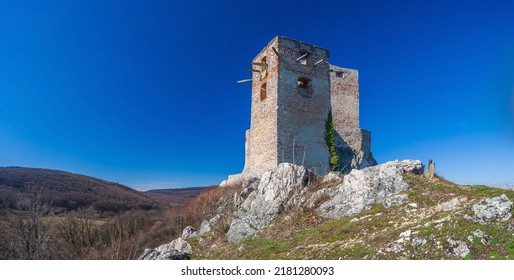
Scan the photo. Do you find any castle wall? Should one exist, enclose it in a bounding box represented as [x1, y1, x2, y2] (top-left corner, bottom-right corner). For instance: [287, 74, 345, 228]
[243, 38, 280, 175]
[334, 128, 376, 173]
[275, 38, 331, 174]
[330, 65, 376, 172]
[330, 65, 359, 129]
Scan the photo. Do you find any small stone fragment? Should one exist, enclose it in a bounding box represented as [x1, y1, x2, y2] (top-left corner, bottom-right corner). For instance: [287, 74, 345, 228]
[446, 238, 470, 258]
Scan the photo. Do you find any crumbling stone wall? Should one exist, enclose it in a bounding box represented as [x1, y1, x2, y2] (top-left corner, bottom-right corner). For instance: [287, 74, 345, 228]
[329, 65, 376, 172]
[330, 65, 359, 129]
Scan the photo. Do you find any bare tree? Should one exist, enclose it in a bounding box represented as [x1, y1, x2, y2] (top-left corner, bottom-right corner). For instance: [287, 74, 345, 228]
[56, 213, 100, 259]
[5, 185, 52, 259]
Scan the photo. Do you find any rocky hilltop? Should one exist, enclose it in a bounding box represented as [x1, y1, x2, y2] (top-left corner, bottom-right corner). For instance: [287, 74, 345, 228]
[140, 160, 514, 260]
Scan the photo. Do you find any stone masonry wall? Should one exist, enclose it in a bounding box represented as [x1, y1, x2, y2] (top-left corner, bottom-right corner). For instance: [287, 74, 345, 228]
[243, 37, 280, 175]
[275, 37, 331, 174]
[334, 128, 377, 173]
[329, 65, 376, 172]
[330, 65, 359, 129]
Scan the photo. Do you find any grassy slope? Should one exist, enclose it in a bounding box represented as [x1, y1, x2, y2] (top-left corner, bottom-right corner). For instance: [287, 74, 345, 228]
[189, 174, 514, 260]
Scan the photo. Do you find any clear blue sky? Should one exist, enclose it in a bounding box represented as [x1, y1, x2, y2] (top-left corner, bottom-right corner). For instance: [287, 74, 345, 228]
[1, 0, 513, 189]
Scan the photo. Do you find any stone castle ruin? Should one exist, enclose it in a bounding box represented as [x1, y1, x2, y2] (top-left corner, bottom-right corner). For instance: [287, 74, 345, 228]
[230, 36, 376, 182]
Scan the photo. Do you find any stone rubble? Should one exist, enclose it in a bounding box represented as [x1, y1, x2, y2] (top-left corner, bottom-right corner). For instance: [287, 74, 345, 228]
[412, 237, 427, 249]
[470, 194, 513, 225]
[467, 229, 491, 245]
[446, 238, 470, 258]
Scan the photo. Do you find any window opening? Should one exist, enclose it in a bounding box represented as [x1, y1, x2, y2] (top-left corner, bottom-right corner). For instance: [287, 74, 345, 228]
[335, 71, 346, 78]
[297, 77, 313, 98]
[260, 83, 267, 101]
[297, 77, 310, 89]
[297, 50, 308, 65]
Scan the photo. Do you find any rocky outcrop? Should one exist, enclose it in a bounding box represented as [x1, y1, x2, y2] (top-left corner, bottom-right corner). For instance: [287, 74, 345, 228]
[181, 226, 198, 240]
[136, 157, 514, 260]
[314, 160, 423, 218]
[226, 163, 314, 243]
[469, 194, 513, 225]
[216, 160, 424, 242]
[222, 160, 423, 242]
[138, 237, 191, 260]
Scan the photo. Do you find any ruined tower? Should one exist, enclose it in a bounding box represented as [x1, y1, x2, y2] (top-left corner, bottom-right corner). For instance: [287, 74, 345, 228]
[242, 36, 376, 177]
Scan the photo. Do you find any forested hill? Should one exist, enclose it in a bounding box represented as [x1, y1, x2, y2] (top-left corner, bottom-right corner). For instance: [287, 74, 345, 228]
[0, 166, 159, 214]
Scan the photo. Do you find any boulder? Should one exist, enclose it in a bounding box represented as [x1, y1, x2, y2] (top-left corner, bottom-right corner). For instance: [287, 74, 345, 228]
[226, 163, 314, 243]
[471, 194, 513, 225]
[181, 225, 198, 240]
[199, 214, 226, 235]
[139, 249, 190, 260]
[436, 198, 465, 212]
[138, 237, 191, 260]
[446, 238, 469, 259]
[155, 237, 192, 254]
[315, 160, 422, 218]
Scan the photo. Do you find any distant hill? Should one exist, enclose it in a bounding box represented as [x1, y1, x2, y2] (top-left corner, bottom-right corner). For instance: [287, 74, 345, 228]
[0, 167, 160, 214]
[144, 187, 209, 207]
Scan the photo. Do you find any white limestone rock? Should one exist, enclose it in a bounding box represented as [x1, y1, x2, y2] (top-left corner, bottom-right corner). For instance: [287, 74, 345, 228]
[322, 171, 343, 183]
[181, 225, 198, 240]
[436, 198, 463, 212]
[199, 214, 223, 235]
[138, 237, 191, 260]
[315, 160, 422, 218]
[446, 238, 469, 259]
[412, 237, 427, 249]
[467, 229, 491, 245]
[226, 163, 314, 243]
[471, 194, 513, 225]
[155, 237, 192, 254]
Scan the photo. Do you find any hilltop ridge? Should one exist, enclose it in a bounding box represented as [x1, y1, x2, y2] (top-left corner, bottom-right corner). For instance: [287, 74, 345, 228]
[140, 160, 514, 260]
[0, 166, 159, 214]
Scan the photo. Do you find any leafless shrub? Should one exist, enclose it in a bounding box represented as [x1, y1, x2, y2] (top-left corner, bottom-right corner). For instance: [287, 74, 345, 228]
[55, 213, 100, 259]
[3, 185, 52, 259]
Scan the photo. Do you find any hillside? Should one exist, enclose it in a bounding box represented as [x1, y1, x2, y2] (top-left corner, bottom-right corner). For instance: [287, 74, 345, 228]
[139, 160, 514, 260]
[144, 187, 209, 207]
[0, 167, 160, 214]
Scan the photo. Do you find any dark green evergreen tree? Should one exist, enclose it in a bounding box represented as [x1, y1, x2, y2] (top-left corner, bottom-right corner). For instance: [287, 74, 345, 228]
[325, 111, 340, 171]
